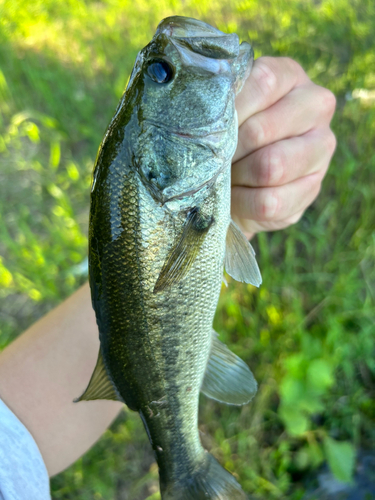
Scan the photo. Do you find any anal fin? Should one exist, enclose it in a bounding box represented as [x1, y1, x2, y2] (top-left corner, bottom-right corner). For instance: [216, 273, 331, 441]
[74, 349, 122, 403]
[225, 219, 262, 287]
[201, 330, 257, 405]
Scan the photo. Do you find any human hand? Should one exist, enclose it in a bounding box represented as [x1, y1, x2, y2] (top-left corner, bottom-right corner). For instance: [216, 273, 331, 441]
[231, 56, 337, 238]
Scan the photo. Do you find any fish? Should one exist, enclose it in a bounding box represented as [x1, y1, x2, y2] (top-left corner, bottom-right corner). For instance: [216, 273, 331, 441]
[75, 15, 262, 500]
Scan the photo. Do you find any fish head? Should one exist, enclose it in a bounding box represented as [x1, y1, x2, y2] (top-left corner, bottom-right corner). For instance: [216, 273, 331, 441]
[124, 16, 253, 207]
[155, 16, 253, 94]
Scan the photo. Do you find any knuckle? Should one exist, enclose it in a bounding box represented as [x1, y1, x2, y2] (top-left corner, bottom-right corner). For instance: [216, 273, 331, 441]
[284, 56, 303, 75]
[245, 119, 265, 150]
[308, 177, 323, 199]
[257, 149, 272, 186]
[319, 88, 337, 117]
[325, 129, 337, 156]
[255, 189, 280, 220]
[305, 172, 322, 193]
[253, 58, 278, 97]
[258, 146, 286, 186]
[268, 146, 286, 185]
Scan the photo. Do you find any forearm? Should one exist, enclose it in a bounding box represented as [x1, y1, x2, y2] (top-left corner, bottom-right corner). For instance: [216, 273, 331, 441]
[0, 282, 123, 477]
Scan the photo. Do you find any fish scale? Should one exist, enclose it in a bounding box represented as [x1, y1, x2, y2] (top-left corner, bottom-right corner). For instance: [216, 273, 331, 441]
[77, 15, 262, 499]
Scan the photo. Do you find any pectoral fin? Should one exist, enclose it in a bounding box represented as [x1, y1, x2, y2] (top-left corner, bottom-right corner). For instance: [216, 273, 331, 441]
[225, 220, 262, 287]
[201, 330, 257, 405]
[74, 349, 122, 403]
[154, 207, 213, 293]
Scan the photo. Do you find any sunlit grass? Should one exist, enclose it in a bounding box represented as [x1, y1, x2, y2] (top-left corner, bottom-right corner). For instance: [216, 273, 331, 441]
[0, 0, 374, 498]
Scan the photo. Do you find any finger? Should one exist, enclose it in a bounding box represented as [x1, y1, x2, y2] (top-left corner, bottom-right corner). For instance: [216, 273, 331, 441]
[234, 83, 336, 162]
[235, 56, 310, 126]
[232, 210, 305, 236]
[232, 128, 337, 188]
[231, 172, 322, 222]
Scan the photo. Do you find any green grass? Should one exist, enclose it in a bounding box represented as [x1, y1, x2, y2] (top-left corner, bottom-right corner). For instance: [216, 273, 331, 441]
[0, 0, 374, 498]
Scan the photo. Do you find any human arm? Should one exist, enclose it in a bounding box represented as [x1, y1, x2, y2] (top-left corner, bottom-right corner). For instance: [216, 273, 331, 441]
[0, 282, 123, 477]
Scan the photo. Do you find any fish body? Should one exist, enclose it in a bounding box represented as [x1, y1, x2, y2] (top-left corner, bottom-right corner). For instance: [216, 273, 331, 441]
[77, 16, 261, 499]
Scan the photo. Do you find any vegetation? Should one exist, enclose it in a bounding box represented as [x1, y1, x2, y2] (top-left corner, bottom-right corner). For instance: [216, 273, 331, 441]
[0, 0, 374, 498]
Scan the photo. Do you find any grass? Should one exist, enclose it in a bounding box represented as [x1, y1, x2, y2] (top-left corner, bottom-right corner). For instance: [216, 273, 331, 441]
[0, 0, 374, 498]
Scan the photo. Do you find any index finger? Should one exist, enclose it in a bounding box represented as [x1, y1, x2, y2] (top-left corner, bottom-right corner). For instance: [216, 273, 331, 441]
[236, 56, 310, 126]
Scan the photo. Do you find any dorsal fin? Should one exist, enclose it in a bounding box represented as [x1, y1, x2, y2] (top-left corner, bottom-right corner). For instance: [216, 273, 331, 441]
[74, 349, 122, 403]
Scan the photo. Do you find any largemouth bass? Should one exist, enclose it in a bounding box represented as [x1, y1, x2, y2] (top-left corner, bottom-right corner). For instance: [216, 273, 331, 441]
[76, 16, 262, 500]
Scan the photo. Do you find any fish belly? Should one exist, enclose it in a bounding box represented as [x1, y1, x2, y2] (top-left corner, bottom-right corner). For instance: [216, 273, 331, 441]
[90, 163, 230, 481]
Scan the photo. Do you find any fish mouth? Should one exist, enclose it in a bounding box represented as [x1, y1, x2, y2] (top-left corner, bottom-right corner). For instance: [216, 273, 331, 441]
[154, 16, 253, 94]
[156, 16, 226, 39]
[156, 16, 240, 59]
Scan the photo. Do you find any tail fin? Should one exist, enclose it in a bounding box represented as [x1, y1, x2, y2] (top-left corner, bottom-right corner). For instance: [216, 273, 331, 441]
[161, 452, 247, 500]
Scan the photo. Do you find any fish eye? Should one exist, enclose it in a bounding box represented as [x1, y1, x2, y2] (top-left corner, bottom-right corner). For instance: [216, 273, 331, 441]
[146, 59, 174, 84]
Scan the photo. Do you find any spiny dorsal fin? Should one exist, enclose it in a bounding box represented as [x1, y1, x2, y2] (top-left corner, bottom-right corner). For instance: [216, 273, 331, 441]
[153, 207, 213, 293]
[74, 349, 122, 403]
[201, 330, 257, 405]
[225, 219, 262, 287]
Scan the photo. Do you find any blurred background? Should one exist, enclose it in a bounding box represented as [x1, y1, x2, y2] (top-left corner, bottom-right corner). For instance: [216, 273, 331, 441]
[0, 0, 374, 498]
